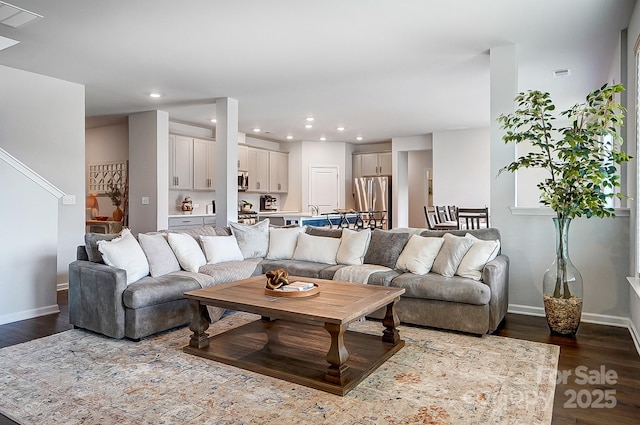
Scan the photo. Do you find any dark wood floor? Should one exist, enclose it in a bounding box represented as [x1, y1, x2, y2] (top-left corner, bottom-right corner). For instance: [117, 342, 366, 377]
[0, 291, 638, 424]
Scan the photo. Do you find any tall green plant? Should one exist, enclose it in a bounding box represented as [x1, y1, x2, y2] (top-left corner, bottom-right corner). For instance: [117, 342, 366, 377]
[498, 83, 630, 298]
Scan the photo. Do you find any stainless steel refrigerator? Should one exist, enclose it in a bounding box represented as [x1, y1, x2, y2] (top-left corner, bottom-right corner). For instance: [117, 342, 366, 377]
[353, 176, 392, 229]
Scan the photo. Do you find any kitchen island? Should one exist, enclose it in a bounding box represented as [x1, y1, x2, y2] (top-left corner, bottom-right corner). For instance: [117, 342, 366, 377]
[258, 211, 384, 228]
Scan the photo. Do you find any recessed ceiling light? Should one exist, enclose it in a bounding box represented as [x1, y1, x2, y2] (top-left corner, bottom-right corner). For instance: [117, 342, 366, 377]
[320, 137, 327, 141]
[149, 92, 163, 98]
[337, 127, 345, 131]
[253, 128, 261, 133]
[305, 124, 313, 129]
[210, 118, 217, 123]
[286, 135, 293, 140]
[306, 117, 315, 122]
[356, 136, 363, 141]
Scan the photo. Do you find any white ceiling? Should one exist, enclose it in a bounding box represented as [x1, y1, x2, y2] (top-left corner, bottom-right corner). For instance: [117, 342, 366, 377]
[0, 0, 635, 143]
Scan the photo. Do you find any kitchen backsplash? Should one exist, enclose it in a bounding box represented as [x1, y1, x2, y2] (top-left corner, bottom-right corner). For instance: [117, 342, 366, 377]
[169, 191, 277, 215]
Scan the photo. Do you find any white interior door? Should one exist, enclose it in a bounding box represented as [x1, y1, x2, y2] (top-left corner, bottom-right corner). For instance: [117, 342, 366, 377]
[309, 166, 339, 214]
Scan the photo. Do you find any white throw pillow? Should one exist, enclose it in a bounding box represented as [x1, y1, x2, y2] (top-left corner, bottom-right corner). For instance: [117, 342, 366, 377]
[138, 233, 181, 277]
[395, 235, 444, 275]
[431, 233, 474, 277]
[200, 235, 244, 264]
[167, 232, 207, 273]
[456, 233, 501, 281]
[336, 228, 371, 265]
[266, 226, 306, 260]
[97, 228, 150, 284]
[292, 232, 341, 265]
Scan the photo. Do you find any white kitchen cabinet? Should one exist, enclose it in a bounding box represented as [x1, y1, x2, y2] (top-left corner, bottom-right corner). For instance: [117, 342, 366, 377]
[238, 144, 248, 171]
[269, 151, 288, 193]
[193, 138, 216, 190]
[169, 135, 193, 189]
[356, 152, 392, 176]
[247, 147, 269, 192]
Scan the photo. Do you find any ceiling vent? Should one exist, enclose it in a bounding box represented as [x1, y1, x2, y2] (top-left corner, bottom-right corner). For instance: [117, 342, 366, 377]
[0, 1, 42, 28]
[552, 68, 572, 78]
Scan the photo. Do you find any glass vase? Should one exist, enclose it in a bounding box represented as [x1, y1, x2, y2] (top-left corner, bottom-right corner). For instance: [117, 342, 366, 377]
[542, 217, 583, 336]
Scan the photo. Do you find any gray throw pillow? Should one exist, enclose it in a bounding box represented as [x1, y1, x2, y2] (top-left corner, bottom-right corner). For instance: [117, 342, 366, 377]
[363, 229, 411, 269]
[305, 226, 343, 238]
[84, 232, 119, 263]
[229, 219, 270, 259]
[138, 233, 181, 277]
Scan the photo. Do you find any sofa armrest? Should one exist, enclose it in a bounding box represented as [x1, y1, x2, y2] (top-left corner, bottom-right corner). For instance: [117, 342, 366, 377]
[482, 254, 509, 332]
[68, 260, 128, 339]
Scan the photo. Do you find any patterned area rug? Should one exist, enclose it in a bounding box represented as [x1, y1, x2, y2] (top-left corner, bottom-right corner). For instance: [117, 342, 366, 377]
[0, 313, 558, 425]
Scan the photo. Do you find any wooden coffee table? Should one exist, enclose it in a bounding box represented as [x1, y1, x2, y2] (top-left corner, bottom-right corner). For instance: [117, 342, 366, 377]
[183, 275, 405, 395]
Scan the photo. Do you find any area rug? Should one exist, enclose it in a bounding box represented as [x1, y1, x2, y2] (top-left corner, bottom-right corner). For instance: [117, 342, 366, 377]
[0, 313, 558, 425]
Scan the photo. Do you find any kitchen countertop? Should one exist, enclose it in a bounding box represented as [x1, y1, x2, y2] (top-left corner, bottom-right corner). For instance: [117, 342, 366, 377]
[168, 213, 216, 218]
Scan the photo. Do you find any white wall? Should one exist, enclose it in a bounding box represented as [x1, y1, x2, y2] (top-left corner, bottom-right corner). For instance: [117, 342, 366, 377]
[626, 2, 640, 340]
[490, 45, 631, 323]
[85, 123, 129, 218]
[129, 111, 170, 233]
[298, 141, 348, 213]
[0, 65, 85, 322]
[391, 134, 433, 228]
[408, 150, 433, 227]
[432, 128, 491, 208]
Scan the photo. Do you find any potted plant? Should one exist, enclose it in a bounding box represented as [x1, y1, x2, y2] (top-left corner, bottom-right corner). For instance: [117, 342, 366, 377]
[498, 83, 630, 336]
[240, 200, 253, 212]
[105, 183, 124, 222]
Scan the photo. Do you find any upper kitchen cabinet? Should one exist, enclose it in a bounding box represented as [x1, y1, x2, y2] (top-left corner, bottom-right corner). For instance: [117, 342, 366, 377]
[269, 151, 288, 193]
[238, 144, 248, 171]
[169, 135, 193, 189]
[356, 152, 392, 176]
[193, 138, 216, 190]
[247, 147, 269, 192]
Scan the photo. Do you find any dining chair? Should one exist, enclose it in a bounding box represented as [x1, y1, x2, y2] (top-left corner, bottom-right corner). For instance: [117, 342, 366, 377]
[424, 206, 438, 230]
[447, 205, 458, 221]
[457, 207, 489, 229]
[428, 206, 458, 230]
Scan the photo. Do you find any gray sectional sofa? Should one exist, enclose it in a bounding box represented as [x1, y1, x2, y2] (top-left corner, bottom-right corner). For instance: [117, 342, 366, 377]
[69, 224, 508, 340]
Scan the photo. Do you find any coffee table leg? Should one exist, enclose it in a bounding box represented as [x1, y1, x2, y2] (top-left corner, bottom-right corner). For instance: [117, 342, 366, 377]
[188, 299, 210, 349]
[382, 297, 401, 344]
[324, 323, 350, 385]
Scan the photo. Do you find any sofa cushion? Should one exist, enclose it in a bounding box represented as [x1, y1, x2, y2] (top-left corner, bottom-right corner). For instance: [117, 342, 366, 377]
[390, 272, 491, 305]
[198, 258, 263, 284]
[261, 259, 341, 279]
[97, 229, 150, 284]
[336, 228, 371, 265]
[84, 232, 120, 263]
[122, 271, 207, 309]
[431, 233, 474, 277]
[292, 232, 341, 265]
[367, 269, 403, 287]
[167, 232, 207, 273]
[230, 219, 270, 259]
[266, 226, 306, 260]
[456, 233, 501, 281]
[395, 235, 444, 275]
[363, 229, 410, 268]
[138, 233, 181, 277]
[200, 235, 244, 264]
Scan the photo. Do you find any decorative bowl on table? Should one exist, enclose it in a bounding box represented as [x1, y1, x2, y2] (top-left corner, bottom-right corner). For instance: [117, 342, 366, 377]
[95, 216, 109, 221]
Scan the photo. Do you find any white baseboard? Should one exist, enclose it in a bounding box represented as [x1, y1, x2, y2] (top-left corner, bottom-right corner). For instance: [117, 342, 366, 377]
[629, 320, 640, 356]
[508, 303, 639, 356]
[57, 282, 69, 291]
[0, 304, 60, 326]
